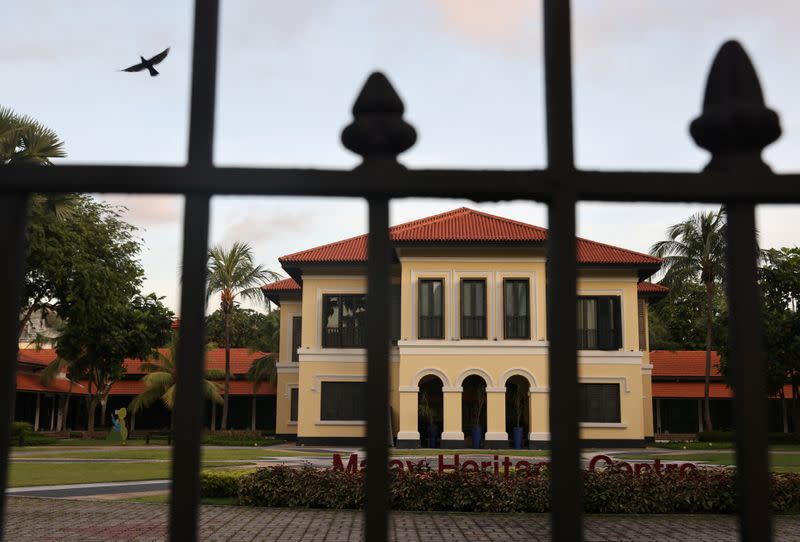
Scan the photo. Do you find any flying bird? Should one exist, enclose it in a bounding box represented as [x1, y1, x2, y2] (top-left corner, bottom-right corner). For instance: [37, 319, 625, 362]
[122, 47, 170, 77]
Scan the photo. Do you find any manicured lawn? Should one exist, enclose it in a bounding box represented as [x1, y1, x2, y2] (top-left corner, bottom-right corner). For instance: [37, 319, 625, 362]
[7, 461, 250, 487]
[614, 451, 800, 473]
[16, 447, 315, 461]
[653, 442, 800, 451]
[394, 449, 549, 457]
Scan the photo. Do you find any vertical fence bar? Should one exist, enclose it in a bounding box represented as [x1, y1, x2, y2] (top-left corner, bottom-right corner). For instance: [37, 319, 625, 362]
[0, 195, 29, 537]
[169, 0, 218, 540]
[727, 203, 771, 541]
[365, 197, 391, 542]
[543, 0, 581, 539]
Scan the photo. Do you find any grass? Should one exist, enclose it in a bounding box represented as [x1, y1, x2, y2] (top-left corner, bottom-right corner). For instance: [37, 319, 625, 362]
[394, 449, 549, 457]
[7, 461, 252, 488]
[654, 442, 800, 451]
[613, 451, 800, 473]
[15, 448, 316, 461]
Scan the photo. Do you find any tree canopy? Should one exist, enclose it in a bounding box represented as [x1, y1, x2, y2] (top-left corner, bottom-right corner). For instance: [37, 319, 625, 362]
[206, 308, 279, 352]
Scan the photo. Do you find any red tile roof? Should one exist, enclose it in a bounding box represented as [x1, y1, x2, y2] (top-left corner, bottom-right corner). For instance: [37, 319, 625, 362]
[17, 348, 270, 377]
[637, 282, 670, 295]
[16, 373, 83, 394]
[262, 278, 301, 292]
[653, 382, 795, 399]
[279, 207, 662, 266]
[17, 350, 57, 367]
[651, 350, 722, 378]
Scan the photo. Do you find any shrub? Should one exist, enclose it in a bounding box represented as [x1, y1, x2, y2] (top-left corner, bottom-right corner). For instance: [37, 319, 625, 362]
[237, 466, 800, 514]
[200, 470, 253, 499]
[11, 421, 32, 437]
[202, 430, 284, 447]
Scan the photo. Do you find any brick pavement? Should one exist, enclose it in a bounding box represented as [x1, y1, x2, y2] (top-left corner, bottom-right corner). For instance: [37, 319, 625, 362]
[4, 497, 800, 541]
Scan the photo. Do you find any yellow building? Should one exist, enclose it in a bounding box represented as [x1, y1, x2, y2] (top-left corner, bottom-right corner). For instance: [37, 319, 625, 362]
[263, 208, 664, 448]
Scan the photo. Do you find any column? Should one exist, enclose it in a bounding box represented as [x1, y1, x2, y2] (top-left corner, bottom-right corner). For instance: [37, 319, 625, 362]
[49, 396, 55, 430]
[251, 396, 257, 431]
[656, 399, 662, 434]
[396, 389, 420, 448]
[34, 393, 41, 432]
[56, 396, 64, 432]
[529, 390, 550, 448]
[131, 410, 136, 432]
[485, 387, 508, 448]
[210, 401, 216, 431]
[441, 388, 463, 448]
[782, 398, 789, 434]
[697, 399, 704, 433]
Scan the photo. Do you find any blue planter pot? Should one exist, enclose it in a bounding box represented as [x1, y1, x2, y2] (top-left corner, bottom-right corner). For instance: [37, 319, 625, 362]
[427, 424, 440, 448]
[512, 426, 524, 449]
[471, 426, 483, 449]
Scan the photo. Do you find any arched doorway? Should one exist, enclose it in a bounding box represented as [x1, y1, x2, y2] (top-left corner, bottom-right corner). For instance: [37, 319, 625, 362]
[418, 375, 443, 448]
[505, 375, 530, 449]
[462, 375, 487, 448]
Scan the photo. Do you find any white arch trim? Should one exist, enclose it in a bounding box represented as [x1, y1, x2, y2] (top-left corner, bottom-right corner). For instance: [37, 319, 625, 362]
[499, 368, 538, 389]
[454, 368, 494, 388]
[411, 368, 452, 388]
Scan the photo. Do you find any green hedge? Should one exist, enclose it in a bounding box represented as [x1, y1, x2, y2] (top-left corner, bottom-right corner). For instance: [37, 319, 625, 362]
[10, 421, 58, 446]
[235, 466, 800, 514]
[200, 470, 254, 499]
[698, 431, 800, 444]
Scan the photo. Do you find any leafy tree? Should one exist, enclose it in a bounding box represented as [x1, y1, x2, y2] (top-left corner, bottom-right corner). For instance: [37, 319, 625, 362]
[206, 242, 280, 429]
[130, 333, 223, 427]
[651, 209, 727, 431]
[206, 308, 279, 352]
[0, 106, 65, 165]
[758, 248, 800, 435]
[29, 196, 173, 432]
[648, 282, 727, 351]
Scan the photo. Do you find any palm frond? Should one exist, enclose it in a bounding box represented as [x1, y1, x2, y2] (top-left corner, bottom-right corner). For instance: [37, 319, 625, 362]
[40, 357, 71, 386]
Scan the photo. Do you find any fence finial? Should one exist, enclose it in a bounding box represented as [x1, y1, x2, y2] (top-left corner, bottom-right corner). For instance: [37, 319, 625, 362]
[341, 72, 417, 163]
[690, 40, 781, 173]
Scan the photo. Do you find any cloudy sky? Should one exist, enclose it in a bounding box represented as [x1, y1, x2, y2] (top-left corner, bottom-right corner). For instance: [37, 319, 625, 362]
[4, 1, 799, 313]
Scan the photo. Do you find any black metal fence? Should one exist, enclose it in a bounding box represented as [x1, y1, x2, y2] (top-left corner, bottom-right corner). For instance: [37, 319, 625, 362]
[1, 1, 795, 541]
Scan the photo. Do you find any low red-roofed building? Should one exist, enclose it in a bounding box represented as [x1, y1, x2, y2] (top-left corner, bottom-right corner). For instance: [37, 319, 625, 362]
[650, 350, 795, 436]
[14, 347, 276, 433]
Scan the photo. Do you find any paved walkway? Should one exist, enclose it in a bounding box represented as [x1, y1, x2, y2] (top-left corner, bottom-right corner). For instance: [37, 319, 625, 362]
[4, 497, 800, 541]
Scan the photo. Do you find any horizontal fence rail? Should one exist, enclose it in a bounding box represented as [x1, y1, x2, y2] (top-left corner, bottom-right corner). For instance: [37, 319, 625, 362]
[0, 0, 781, 541]
[1, 166, 800, 202]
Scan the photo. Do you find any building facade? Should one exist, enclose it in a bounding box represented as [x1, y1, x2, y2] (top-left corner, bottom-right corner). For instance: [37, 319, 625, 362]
[264, 208, 666, 448]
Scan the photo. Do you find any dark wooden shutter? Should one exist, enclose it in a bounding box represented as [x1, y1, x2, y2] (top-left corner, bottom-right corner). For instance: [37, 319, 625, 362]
[290, 388, 298, 421]
[390, 284, 401, 343]
[291, 316, 302, 362]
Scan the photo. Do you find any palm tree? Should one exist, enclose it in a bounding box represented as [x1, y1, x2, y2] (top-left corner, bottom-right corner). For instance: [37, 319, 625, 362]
[206, 242, 281, 429]
[0, 106, 65, 165]
[129, 333, 223, 427]
[651, 209, 727, 432]
[247, 353, 277, 392]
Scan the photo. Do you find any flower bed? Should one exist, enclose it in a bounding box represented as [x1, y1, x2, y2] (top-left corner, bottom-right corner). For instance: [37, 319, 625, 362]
[225, 465, 800, 514]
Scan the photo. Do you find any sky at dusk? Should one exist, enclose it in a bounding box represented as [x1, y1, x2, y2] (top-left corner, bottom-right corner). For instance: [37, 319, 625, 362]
[4, 1, 799, 313]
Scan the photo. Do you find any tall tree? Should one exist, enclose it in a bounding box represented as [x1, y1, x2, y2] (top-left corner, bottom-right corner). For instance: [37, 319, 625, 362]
[30, 196, 173, 432]
[130, 333, 223, 427]
[758, 248, 800, 435]
[651, 209, 727, 431]
[206, 242, 280, 429]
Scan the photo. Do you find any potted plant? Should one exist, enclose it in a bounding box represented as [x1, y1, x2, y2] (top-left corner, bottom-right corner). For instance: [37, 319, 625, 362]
[470, 383, 486, 449]
[418, 392, 439, 448]
[511, 383, 527, 449]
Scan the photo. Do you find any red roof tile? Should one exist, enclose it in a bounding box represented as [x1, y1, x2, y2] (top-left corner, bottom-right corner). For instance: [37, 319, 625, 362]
[17, 350, 57, 367]
[653, 382, 795, 399]
[262, 278, 301, 292]
[651, 350, 722, 377]
[637, 282, 670, 294]
[106, 378, 275, 396]
[17, 348, 270, 377]
[279, 207, 662, 266]
[16, 373, 83, 394]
